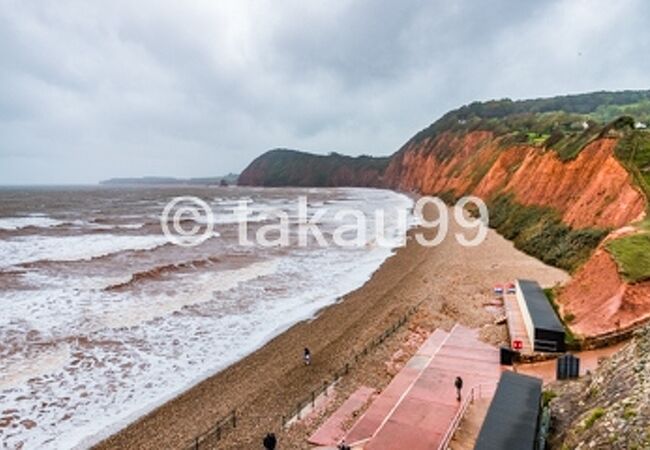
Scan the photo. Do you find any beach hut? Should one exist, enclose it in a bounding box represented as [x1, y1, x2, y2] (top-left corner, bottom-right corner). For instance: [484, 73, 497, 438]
[506, 282, 516, 294]
[493, 284, 504, 295]
[515, 279, 566, 352]
[475, 371, 543, 450]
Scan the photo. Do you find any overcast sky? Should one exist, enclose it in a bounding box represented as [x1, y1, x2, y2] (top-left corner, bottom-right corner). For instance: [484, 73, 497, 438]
[1, 0, 649, 184]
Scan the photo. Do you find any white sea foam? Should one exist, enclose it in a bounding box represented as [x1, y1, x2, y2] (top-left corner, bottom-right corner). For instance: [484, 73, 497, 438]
[99, 259, 280, 328]
[0, 234, 169, 267]
[0, 216, 65, 230]
[0, 187, 415, 449]
[0, 343, 71, 391]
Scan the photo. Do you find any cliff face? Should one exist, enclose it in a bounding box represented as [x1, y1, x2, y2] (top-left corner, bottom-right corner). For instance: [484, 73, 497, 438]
[385, 131, 645, 229]
[548, 325, 650, 449]
[385, 130, 650, 338]
[240, 92, 650, 339]
[558, 246, 650, 337]
[238, 149, 389, 187]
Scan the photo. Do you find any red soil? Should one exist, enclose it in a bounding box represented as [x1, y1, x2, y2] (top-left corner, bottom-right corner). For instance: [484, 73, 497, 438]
[557, 248, 650, 337]
[385, 130, 648, 338]
[386, 132, 645, 229]
[477, 138, 645, 228]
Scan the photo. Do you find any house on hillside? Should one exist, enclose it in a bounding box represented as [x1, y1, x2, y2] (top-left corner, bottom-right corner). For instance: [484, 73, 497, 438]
[635, 121, 647, 129]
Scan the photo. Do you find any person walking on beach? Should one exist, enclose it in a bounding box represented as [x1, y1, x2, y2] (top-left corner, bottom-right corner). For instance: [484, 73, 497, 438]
[304, 347, 311, 366]
[454, 376, 463, 401]
[263, 432, 277, 449]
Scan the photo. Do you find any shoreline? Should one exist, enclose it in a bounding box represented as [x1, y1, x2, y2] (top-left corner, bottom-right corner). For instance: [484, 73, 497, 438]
[76, 188, 415, 450]
[94, 208, 568, 449]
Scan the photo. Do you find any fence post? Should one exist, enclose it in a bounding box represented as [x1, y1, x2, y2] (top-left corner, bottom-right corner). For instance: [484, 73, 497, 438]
[232, 410, 237, 428]
[311, 391, 315, 407]
[281, 415, 285, 428]
[216, 426, 221, 441]
[195, 437, 199, 450]
[345, 363, 349, 375]
[297, 402, 301, 420]
[324, 381, 328, 396]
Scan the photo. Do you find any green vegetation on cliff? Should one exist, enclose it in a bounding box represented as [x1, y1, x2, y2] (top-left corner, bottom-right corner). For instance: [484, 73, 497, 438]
[488, 195, 608, 271]
[606, 128, 650, 283]
[592, 99, 650, 124]
[607, 232, 650, 283]
[614, 129, 650, 200]
[238, 149, 390, 187]
[411, 90, 650, 140]
[409, 90, 650, 162]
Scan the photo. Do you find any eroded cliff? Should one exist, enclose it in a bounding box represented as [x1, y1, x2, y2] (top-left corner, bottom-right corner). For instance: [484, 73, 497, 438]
[240, 92, 650, 339]
[385, 127, 650, 338]
[385, 132, 645, 229]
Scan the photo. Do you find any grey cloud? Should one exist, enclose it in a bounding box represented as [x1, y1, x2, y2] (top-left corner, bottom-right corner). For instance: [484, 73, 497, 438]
[0, 0, 649, 184]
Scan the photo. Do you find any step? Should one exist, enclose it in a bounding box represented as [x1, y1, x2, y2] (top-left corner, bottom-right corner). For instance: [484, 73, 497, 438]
[308, 386, 376, 446]
[364, 324, 502, 450]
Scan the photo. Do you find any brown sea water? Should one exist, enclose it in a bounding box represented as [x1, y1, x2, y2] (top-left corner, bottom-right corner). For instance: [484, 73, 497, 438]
[0, 185, 413, 449]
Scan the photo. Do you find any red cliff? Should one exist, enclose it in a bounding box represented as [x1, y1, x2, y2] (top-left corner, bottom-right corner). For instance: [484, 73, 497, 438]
[385, 131, 645, 229]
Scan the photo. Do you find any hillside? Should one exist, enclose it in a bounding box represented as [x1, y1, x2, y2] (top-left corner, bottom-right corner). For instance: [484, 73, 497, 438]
[239, 90, 650, 340]
[547, 325, 650, 449]
[238, 148, 389, 187]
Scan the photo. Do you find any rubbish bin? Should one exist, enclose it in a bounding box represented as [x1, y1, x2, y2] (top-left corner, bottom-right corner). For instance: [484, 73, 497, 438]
[556, 354, 580, 380]
[500, 346, 516, 366]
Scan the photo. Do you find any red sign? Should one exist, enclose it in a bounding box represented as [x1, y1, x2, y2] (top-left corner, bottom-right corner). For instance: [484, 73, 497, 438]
[512, 340, 523, 351]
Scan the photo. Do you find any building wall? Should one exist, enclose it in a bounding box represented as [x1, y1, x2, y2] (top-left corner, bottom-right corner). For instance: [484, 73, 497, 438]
[515, 280, 535, 350]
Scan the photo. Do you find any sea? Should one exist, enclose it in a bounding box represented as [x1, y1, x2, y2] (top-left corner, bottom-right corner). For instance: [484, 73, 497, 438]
[0, 185, 414, 449]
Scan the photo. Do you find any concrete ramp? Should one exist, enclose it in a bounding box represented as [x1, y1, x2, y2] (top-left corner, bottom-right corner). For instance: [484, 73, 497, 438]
[344, 328, 449, 445]
[345, 325, 502, 450]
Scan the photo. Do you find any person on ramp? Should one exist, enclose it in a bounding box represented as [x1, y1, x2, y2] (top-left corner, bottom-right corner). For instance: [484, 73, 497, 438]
[263, 432, 277, 449]
[454, 376, 463, 401]
[304, 347, 312, 366]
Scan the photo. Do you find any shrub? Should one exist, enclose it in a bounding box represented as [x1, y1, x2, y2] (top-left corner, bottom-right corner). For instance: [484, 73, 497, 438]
[583, 407, 606, 429]
[488, 195, 607, 272]
[614, 130, 650, 201]
[542, 390, 557, 407]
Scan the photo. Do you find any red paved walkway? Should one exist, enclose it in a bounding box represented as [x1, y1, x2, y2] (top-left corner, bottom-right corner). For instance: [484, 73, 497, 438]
[344, 329, 449, 445]
[346, 325, 502, 450]
[308, 386, 376, 446]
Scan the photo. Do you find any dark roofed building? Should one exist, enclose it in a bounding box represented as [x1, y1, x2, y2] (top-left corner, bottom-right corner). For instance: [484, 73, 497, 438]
[515, 279, 566, 352]
[475, 371, 543, 450]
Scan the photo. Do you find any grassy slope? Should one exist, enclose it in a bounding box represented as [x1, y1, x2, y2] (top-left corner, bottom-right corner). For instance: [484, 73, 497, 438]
[488, 194, 608, 272]
[604, 130, 650, 282]
[606, 233, 650, 283]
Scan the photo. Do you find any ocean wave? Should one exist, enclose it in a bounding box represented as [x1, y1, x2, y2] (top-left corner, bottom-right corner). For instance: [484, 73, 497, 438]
[99, 259, 280, 328]
[0, 216, 65, 230]
[104, 256, 221, 291]
[0, 234, 170, 268]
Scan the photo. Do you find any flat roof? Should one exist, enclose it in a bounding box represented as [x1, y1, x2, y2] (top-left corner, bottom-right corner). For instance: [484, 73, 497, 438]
[518, 279, 565, 333]
[474, 371, 543, 450]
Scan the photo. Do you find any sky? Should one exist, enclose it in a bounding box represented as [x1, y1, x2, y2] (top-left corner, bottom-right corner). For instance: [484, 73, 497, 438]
[1, 0, 649, 184]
